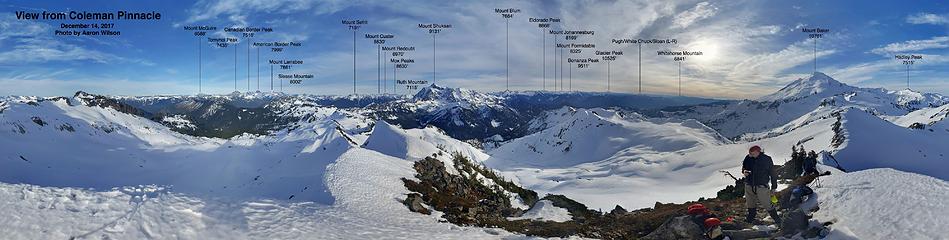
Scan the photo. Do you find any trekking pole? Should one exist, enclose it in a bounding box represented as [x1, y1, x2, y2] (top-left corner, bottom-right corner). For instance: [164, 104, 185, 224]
[720, 170, 738, 181]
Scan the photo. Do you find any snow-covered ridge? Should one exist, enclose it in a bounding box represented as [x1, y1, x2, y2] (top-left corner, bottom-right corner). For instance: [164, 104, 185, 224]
[363, 120, 489, 162]
[0, 95, 371, 203]
[827, 109, 949, 179]
[490, 107, 726, 168]
[885, 102, 949, 128]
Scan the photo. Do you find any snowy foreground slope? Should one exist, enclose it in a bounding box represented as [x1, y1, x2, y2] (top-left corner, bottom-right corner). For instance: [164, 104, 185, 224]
[486, 107, 737, 209]
[808, 168, 949, 240]
[0, 149, 529, 239]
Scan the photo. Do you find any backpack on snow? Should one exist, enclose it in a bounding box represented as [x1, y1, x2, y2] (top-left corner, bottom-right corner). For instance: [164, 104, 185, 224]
[781, 185, 814, 209]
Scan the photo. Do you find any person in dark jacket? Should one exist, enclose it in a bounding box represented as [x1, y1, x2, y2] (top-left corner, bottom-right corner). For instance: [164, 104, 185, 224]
[742, 145, 781, 224]
[802, 150, 819, 175]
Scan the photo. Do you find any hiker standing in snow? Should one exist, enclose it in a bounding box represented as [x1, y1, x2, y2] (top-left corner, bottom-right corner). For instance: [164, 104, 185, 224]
[742, 145, 781, 224]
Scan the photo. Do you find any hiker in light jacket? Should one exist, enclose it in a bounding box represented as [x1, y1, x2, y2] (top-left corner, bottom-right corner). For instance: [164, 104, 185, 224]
[742, 145, 781, 224]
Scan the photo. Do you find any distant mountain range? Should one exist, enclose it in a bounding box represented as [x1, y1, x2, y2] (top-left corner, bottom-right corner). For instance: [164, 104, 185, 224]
[2, 72, 948, 238]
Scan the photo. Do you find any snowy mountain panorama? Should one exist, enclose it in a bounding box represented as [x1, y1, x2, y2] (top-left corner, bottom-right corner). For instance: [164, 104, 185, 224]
[2, 73, 948, 239]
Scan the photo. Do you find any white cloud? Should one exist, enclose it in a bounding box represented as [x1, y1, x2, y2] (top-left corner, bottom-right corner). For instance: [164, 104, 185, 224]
[179, 0, 357, 26]
[0, 15, 49, 41]
[825, 54, 949, 86]
[24, 0, 942, 99]
[0, 14, 153, 65]
[727, 38, 836, 84]
[0, 73, 196, 97]
[176, 0, 770, 97]
[870, 36, 949, 55]
[738, 25, 782, 38]
[906, 13, 949, 25]
[0, 39, 113, 64]
[673, 2, 718, 29]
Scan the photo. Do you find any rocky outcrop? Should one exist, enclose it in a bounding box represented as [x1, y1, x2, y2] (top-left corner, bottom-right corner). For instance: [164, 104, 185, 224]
[640, 215, 705, 240]
[401, 150, 842, 239]
[30, 116, 46, 126]
[830, 111, 846, 148]
[608, 205, 627, 216]
[401, 154, 735, 239]
[403, 193, 430, 215]
[401, 154, 526, 224]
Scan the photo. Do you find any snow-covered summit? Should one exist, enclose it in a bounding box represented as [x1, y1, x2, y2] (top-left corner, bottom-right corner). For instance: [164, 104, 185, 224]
[758, 72, 857, 102]
[667, 72, 948, 138]
[411, 84, 502, 107]
[759, 72, 947, 108]
[363, 120, 432, 160]
[888, 88, 948, 109]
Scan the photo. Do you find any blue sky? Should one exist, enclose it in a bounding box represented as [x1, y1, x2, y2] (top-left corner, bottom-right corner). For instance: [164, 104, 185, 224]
[1, 0, 948, 99]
